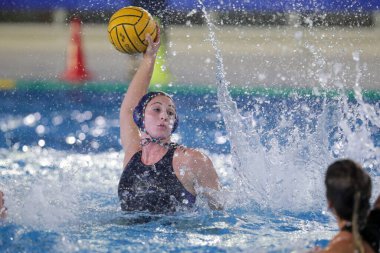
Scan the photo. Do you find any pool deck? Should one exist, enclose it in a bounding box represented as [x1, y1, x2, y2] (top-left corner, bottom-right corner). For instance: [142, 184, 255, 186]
[0, 23, 379, 89]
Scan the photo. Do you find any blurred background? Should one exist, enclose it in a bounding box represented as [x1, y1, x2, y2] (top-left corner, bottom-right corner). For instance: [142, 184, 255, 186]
[0, 0, 379, 88]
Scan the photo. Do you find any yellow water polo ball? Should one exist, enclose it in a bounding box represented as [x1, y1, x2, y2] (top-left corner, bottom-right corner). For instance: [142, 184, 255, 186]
[108, 6, 157, 54]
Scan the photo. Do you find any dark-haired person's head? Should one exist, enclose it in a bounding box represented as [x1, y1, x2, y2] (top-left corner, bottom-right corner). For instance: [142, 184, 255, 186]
[325, 159, 371, 226]
[133, 92, 178, 139]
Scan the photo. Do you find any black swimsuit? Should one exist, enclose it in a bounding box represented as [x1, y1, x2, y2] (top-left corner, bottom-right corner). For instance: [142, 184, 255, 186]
[118, 144, 196, 213]
[342, 209, 380, 252]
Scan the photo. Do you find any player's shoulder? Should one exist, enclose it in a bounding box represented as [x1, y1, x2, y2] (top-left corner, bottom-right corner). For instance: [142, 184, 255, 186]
[325, 232, 354, 253]
[174, 145, 210, 163]
[175, 145, 206, 156]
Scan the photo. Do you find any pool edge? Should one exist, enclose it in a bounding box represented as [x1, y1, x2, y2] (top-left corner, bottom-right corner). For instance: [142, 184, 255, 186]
[2, 79, 380, 100]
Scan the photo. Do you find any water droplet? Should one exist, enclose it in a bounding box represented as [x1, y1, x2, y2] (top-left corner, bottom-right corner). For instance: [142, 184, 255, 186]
[258, 73, 266, 81]
[352, 51, 360, 62]
[65, 136, 76, 145]
[294, 31, 303, 40]
[78, 132, 86, 141]
[52, 116, 63, 126]
[38, 139, 46, 147]
[35, 125, 45, 135]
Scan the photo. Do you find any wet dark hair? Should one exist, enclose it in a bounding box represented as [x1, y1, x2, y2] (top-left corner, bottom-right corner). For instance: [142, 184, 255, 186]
[325, 159, 371, 227]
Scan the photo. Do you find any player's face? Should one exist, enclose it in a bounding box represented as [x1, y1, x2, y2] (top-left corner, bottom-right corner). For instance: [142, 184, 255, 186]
[143, 95, 176, 139]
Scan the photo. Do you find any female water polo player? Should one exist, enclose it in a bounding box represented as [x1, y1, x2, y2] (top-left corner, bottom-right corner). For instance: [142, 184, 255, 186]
[118, 25, 222, 213]
[312, 159, 380, 253]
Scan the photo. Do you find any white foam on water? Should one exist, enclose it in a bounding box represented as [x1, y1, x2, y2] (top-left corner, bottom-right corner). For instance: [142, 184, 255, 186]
[1, 147, 122, 229]
[0, 147, 235, 230]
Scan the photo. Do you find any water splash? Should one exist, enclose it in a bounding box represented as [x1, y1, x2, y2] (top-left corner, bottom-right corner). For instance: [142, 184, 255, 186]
[198, 1, 380, 212]
[197, 1, 265, 207]
[1, 147, 121, 229]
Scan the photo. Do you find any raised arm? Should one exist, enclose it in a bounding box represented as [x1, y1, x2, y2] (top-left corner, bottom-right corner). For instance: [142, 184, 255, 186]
[120, 26, 161, 166]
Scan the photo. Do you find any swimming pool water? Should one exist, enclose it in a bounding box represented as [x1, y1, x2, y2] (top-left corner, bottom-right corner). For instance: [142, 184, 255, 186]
[1, 85, 380, 252]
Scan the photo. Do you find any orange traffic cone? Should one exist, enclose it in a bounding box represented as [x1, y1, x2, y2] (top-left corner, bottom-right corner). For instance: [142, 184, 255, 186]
[61, 17, 92, 83]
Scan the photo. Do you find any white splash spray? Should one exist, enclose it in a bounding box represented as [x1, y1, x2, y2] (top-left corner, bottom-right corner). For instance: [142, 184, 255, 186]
[197, 1, 380, 212]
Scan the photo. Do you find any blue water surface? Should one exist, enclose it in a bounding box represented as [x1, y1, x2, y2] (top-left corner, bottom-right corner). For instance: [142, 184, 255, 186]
[1, 87, 379, 252]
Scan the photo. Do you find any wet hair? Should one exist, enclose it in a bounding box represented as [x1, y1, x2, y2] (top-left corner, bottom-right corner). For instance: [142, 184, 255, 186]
[325, 159, 372, 252]
[133, 91, 179, 133]
[325, 159, 371, 223]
